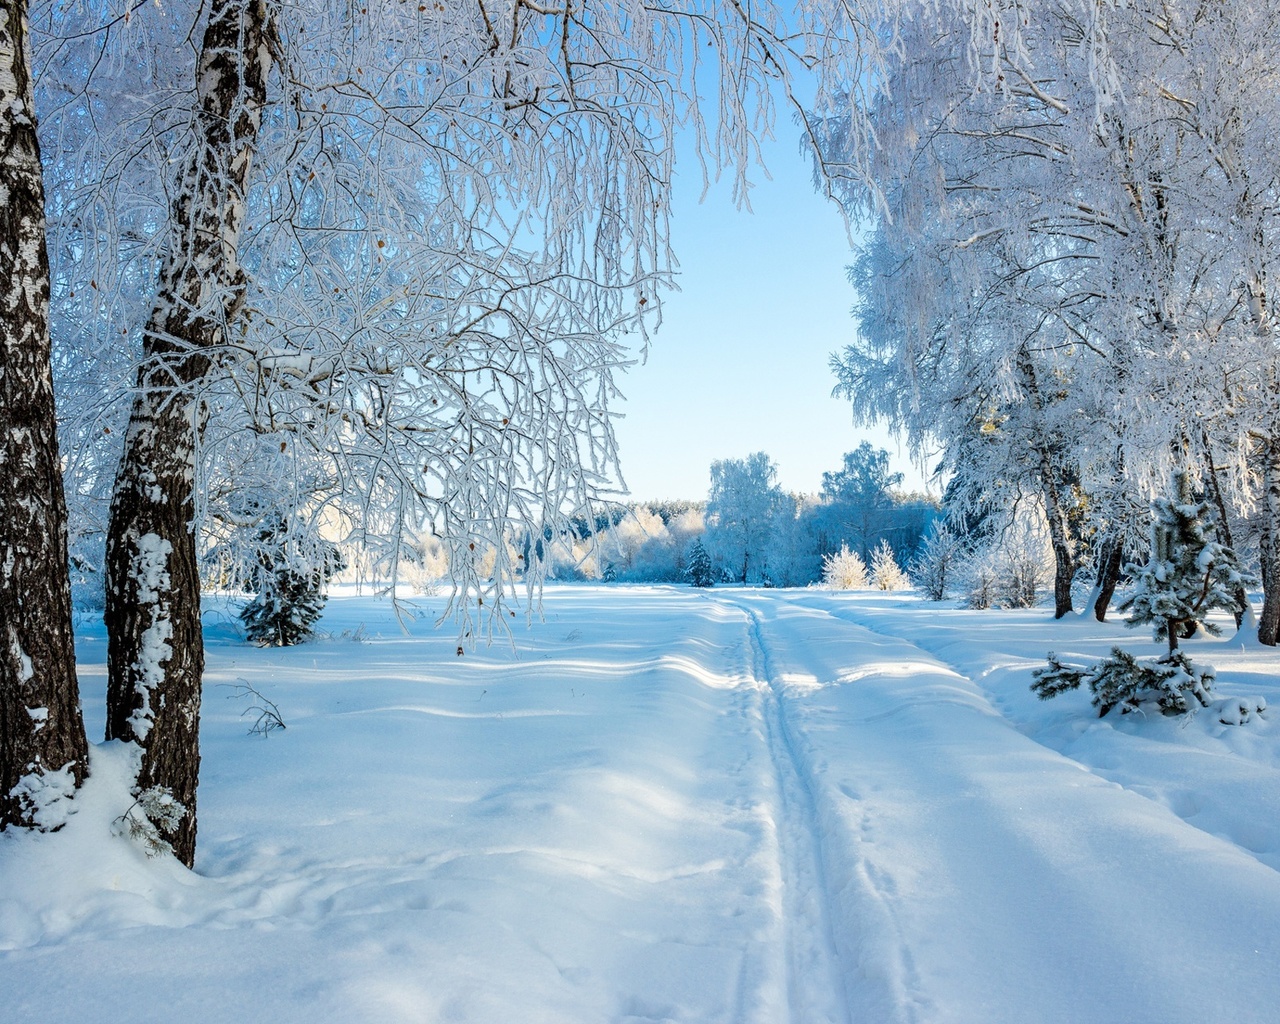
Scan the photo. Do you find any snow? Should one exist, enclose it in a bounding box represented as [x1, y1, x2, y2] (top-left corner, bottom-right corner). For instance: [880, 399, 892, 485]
[3, 585, 1280, 1022]
[127, 534, 174, 740]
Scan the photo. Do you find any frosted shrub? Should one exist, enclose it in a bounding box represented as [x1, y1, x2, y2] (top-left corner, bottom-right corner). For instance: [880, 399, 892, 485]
[962, 523, 1051, 609]
[995, 523, 1052, 608]
[823, 544, 868, 590]
[996, 549, 1046, 609]
[910, 521, 961, 600]
[401, 535, 450, 594]
[870, 540, 908, 591]
[960, 548, 999, 609]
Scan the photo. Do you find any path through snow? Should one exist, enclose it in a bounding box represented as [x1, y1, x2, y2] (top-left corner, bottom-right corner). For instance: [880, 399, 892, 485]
[1, 586, 1278, 1023]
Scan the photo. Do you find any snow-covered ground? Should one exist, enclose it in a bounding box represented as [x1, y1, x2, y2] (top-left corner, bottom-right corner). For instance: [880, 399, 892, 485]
[3, 586, 1279, 1023]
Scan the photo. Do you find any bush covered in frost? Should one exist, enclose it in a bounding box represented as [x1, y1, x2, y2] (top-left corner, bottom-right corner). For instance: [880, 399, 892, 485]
[822, 544, 868, 590]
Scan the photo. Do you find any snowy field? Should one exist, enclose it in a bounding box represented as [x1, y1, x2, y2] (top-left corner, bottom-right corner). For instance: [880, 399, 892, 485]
[2, 585, 1279, 1023]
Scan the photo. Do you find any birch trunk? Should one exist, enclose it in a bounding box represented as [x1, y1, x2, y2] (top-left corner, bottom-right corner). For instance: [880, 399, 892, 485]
[0, 0, 89, 830]
[104, 0, 271, 867]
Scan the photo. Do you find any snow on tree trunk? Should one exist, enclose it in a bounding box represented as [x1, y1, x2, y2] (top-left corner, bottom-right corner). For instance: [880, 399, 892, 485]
[0, 0, 89, 831]
[104, 0, 271, 867]
[1258, 436, 1280, 646]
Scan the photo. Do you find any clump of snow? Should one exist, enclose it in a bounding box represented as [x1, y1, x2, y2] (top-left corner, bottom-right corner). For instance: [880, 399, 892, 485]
[8, 761, 78, 831]
[132, 533, 172, 603]
[128, 534, 174, 739]
[1212, 695, 1268, 727]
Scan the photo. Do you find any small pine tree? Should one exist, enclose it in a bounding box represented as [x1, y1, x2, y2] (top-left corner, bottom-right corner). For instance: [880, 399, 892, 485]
[869, 539, 908, 591]
[910, 521, 961, 601]
[240, 515, 343, 646]
[686, 540, 715, 588]
[1121, 470, 1255, 654]
[822, 544, 868, 590]
[1033, 647, 1215, 717]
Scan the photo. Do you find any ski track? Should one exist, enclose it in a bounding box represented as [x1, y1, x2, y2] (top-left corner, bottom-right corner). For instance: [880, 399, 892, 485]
[738, 598, 852, 1024]
[713, 594, 930, 1024]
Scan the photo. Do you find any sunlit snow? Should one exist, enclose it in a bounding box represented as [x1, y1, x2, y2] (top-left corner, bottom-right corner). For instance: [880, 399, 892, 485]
[2, 586, 1278, 1023]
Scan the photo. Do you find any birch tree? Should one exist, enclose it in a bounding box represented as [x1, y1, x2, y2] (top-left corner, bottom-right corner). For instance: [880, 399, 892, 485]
[0, 0, 88, 831]
[705, 452, 789, 584]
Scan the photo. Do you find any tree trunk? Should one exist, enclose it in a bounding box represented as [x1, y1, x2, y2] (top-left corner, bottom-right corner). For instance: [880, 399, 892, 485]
[0, 0, 90, 831]
[1016, 348, 1077, 618]
[1258, 436, 1280, 646]
[1090, 535, 1124, 622]
[1201, 438, 1250, 629]
[104, 0, 271, 867]
[1043, 488, 1077, 620]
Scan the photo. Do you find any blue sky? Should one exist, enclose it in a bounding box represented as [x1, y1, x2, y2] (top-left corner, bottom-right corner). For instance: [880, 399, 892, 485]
[611, 124, 933, 503]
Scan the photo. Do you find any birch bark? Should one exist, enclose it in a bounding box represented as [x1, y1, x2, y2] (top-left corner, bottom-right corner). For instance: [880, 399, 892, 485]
[104, 0, 271, 866]
[0, 0, 89, 830]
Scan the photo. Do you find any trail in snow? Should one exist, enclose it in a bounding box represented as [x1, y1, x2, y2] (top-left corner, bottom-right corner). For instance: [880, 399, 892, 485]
[4, 586, 1280, 1024]
[730, 591, 1280, 1024]
[732, 598, 854, 1024]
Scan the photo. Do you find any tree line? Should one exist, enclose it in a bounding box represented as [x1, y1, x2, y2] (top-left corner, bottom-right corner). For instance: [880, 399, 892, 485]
[525, 445, 938, 587]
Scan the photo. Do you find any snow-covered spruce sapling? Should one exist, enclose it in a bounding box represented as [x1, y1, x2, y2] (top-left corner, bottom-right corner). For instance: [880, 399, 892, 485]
[686, 540, 715, 588]
[1033, 647, 1215, 717]
[1120, 470, 1254, 655]
[822, 544, 869, 590]
[1033, 472, 1252, 717]
[240, 516, 344, 646]
[112, 786, 187, 857]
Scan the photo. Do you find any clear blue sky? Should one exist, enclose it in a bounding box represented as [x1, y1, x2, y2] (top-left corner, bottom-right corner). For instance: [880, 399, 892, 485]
[611, 124, 933, 503]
